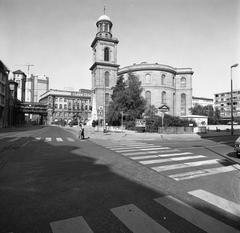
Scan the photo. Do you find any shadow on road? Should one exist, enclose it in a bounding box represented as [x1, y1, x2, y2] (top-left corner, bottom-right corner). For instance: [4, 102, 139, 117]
[0, 136, 239, 232]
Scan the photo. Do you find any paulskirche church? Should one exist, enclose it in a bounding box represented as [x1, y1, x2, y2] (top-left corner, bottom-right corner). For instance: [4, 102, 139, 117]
[90, 14, 194, 121]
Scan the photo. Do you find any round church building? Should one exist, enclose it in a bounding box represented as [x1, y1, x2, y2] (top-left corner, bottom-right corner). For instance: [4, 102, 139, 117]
[117, 62, 194, 117]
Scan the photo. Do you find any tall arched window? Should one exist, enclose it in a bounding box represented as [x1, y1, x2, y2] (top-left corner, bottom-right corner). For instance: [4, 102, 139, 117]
[162, 91, 166, 104]
[105, 93, 110, 105]
[104, 47, 110, 61]
[145, 91, 151, 106]
[181, 93, 186, 115]
[161, 74, 166, 85]
[180, 77, 186, 88]
[105, 71, 110, 87]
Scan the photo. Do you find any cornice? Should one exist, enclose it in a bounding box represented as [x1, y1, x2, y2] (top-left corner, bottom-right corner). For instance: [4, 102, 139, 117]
[91, 36, 119, 48]
[90, 62, 120, 71]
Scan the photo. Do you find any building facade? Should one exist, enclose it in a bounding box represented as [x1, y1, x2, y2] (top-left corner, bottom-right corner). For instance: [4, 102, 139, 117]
[12, 70, 26, 102]
[192, 96, 214, 107]
[90, 14, 119, 121]
[214, 90, 240, 119]
[26, 74, 49, 102]
[90, 14, 194, 120]
[0, 60, 9, 128]
[118, 63, 193, 116]
[39, 89, 92, 124]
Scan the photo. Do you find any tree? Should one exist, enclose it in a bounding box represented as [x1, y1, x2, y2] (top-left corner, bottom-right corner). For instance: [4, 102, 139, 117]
[190, 104, 221, 124]
[106, 73, 145, 126]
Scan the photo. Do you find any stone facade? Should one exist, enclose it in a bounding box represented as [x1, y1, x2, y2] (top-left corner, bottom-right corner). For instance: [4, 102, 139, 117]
[90, 14, 194, 119]
[118, 63, 193, 116]
[39, 89, 92, 124]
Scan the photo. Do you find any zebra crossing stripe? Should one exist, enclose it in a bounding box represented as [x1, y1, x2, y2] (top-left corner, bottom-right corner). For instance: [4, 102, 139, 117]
[35, 137, 41, 140]
[8, 137, 20, 142]
[155, 196, 239, 233]
[139, 155, 206, 165]
[67, 137, 75, 142]
[169, 165, 238, 181]
[50, 216, 94, 233]
[106, 144, 154, 149]
[56, 138, 63, 142]
[111, 204, 170, 233]
[111, 145, 165, 151]
[130, 150, 180, 160]
[188, 189, 240, 217]
[123, 148, 170, 156]
[115, 147, 164, 153]
[152, 159, 219, 172]
[45, 137, 52, 142]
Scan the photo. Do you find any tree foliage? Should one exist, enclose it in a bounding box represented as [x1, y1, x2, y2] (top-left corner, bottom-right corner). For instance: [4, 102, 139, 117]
[190, 104, 221, 124]
[106, 73, 145, 126]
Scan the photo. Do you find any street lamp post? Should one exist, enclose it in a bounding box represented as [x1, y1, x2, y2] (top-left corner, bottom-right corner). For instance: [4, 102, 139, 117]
[230, 63, 238, 135]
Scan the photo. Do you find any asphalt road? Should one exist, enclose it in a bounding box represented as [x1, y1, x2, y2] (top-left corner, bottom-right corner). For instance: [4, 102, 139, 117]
[0, 126, 240, 233]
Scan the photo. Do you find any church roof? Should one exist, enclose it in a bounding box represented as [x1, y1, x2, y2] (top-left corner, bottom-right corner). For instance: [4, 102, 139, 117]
[97, 14, 111, 22]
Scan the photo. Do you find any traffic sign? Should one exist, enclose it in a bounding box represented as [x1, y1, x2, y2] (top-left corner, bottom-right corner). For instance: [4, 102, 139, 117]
[158, 105, 169, 112]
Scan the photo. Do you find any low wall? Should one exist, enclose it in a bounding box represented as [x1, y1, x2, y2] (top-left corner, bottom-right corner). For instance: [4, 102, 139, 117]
[158, 127, 193, 134]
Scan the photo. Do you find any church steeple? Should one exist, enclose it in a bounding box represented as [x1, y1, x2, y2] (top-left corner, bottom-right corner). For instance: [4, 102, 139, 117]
[96, 13, 113, 39]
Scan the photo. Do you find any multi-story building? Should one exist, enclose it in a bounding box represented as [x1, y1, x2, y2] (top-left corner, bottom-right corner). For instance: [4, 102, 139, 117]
[0, 60, 9, 128]
[90, 14, 194, 120]
[118, 63, 193, 116]
[214, 90, 240, 119]
[192, 96, 214, 107]
[12, 69, 26, 102]
[26, 74, 49, 102]
[39, 89, 92, 124]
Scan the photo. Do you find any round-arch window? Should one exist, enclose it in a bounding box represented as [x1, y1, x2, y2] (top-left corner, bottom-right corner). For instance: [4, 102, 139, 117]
[105, 71, 110, 87]
[145, 74, 151, 83]
[161, 74, 166, 85]
[162, 91, 166, 104]
[145, 91, 151, 106]
[180, 77, 186, 88]
[104, 47, 110, 61]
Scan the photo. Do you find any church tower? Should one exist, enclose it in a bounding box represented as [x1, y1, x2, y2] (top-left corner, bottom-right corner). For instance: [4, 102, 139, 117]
[90, 13, 119, 122]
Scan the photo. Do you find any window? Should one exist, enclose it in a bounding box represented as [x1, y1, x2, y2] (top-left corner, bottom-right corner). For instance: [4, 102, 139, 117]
[59, 104, 62, 109]
[181, 93, 186, 115]
[180, 77, 186, 88]
[104, 47, 110, 61]
[105, 93, 110, 105]
[161, 74, 165, 85]
[64, 104, 67, 109]
[161, 91, 166, 104]
[145, 74, 151, 83]
[145, 91, 151, 106]
[105, 71, 110, 87]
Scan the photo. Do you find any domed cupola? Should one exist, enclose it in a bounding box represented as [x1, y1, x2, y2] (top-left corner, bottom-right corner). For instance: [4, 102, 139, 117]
[96, 14, 113, 39]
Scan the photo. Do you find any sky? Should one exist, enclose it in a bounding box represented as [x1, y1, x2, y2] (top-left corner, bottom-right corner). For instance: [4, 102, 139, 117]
[0, 0, 239, 98]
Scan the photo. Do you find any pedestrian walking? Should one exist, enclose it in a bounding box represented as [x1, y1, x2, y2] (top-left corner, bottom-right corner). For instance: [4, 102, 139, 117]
[78, 124, 82, 139]
[81, 124, 85, 139]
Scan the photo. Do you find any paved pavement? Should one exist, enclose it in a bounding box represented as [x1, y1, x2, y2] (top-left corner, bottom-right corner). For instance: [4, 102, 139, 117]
[0, 125, 240, 232]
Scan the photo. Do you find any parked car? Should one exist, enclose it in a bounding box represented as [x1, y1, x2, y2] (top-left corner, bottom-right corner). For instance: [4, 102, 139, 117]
[234, 136, 240, 157]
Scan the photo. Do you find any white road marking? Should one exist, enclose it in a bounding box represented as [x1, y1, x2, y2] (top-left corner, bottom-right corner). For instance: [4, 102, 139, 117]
[35, 137, 41, 140]
[139, 147, 163, 151]
[111, 145, 164, 151]
[50, 216, 94, 233]
[123, 148, 170, 156]
[188, 189, 240, 217]
[56, 138, 63, 142]
[67, 137, 75, 142]
[8, 137, 20, 142]
[131, 152, 192, 159]
[139, 155, 206, 165]
[115, 147, 164, 152]
[152, 159, 219, 172]
[169, 166, 238, 181]
[45, 137, 52, 142]
[130, 150, 180, 160]
[111, 204, 170, 233]
[155, 196, 239, 233]
[106, 144, 154, 149]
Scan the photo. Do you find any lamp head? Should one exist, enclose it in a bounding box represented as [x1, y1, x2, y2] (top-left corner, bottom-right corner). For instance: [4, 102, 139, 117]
[231, 63, 239, 68]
